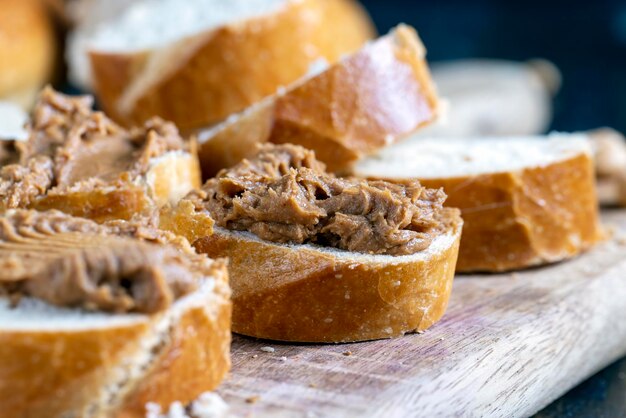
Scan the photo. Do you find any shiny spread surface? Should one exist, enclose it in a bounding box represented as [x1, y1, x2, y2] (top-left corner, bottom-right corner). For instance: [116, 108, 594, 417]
[0, 210, 222, 313]
[0, 88, 188, 210]
[189, 144, 449, 255]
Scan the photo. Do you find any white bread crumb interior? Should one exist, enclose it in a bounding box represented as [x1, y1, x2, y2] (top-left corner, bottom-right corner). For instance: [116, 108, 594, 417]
[0, 277, 216, 331]
[0, 101, 28, 140]
[89, 0, 290, 52]
[355, 133, 592, 179]
[145, 391, 229, 418]
[68, 0, 292, 87]
[215, 226, 458, 264]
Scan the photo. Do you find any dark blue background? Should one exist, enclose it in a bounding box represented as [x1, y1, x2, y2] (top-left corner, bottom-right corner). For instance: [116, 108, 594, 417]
[360, 0, 626, 133]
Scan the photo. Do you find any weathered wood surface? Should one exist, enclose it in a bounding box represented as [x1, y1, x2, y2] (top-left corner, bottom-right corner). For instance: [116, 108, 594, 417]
[217, 211, 626, 418]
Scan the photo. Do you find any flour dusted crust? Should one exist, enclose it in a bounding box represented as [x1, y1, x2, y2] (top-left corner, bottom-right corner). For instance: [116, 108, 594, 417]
[88, 0, 375, 132]
[197, 24, 440, 175]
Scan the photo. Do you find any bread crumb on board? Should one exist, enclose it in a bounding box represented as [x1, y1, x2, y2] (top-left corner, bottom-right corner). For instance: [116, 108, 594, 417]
[260, 346, 275, 353]
[245, 395, 261, 404]
[145, 391, 229, 418]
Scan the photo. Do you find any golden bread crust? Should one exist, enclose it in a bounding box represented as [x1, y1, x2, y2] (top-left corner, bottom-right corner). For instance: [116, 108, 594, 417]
[197, 25, 440, 176]
[90, 0, 375, 132]
[117, 280, 232, 418]
[193, 209, 462, 343]
[414, 154, 603, 272]
[0, 270, 231, 418]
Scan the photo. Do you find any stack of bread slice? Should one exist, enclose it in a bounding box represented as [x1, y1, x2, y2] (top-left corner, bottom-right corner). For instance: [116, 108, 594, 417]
[162, 26, 601, 340]
[0, 88, 227, 417]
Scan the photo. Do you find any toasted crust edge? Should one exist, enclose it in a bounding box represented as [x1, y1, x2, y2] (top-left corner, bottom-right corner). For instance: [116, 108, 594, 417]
[192, 209, 462, 343]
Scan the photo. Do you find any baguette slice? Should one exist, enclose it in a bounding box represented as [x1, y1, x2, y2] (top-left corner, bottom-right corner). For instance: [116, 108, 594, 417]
[0, 88, 201, 223]
[197, 24, 440, 176]
[168, 142, 463, 343]
[354, 134, 604, 272]
[0, 210, 231, 418]
[77, 0, 374, 131]
[193, 214, 461, 343]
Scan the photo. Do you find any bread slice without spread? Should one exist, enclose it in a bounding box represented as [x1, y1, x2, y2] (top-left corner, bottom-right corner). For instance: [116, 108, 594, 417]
[0, 88, 201, 223]
[167, 144, 462, 343]
[354, 134, 604, 272]
[0, 210, 231, 418]
[72, 0, 374, 131]
[197, 24, 440, 176]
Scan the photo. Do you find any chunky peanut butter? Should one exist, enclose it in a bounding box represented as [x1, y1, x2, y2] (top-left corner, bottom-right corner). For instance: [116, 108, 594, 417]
[188, 144, 449, 255]
[0, 210, 222, 313]
[0, 88, 189, 213]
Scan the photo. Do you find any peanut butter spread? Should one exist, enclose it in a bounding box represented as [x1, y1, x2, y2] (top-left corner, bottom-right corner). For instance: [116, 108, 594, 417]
[0, 210, 223, 313]
[0, 88, 188, 214]
[188, 144, 449, 255]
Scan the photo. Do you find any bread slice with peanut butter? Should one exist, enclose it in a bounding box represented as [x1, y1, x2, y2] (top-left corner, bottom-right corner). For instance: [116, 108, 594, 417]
[0, 87, 201, 222]
[0, 209, 230, 418]
[167, 144, 462, 343]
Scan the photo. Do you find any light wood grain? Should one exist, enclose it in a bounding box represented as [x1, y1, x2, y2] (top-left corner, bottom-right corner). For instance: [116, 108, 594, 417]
[216, 210, 626, 418]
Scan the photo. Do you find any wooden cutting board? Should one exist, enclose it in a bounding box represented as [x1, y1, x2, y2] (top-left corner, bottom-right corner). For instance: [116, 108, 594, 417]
[216, 210, 626, 418]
